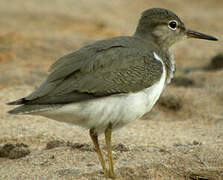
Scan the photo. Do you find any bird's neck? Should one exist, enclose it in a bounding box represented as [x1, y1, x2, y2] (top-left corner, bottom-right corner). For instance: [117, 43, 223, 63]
[133, 31, 175, 84]
[134, 32, 170, 53]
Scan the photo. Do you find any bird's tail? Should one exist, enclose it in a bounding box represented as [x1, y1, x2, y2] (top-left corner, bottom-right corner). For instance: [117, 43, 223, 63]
[7, 98, 26, 105]
[8, 104, 60, 115]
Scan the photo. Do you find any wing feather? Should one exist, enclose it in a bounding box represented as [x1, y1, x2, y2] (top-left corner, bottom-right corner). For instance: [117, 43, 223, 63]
[21, 36, 163, 104]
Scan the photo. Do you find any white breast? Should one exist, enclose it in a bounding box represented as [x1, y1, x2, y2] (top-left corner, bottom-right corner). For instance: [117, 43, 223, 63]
[143, 52, 166, 111]
[37, 52, 166, 134]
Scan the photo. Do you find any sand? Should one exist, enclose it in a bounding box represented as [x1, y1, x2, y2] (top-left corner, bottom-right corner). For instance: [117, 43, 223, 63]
[0, 0, 223, 179]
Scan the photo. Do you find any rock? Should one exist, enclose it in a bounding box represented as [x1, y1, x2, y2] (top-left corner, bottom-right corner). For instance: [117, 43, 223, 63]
[112, 143, 129, 152]
[158, 96, 183, 112]
[0, 143, 30, 159]
[0, 143, 15, 157]
[172, 77, 195, 87]
[67, 142, 94, 152]
[45, 140, 66, 150]
[203, 53, 223, 71]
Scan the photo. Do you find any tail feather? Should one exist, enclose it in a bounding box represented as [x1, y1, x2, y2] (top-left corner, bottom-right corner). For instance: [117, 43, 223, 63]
[7, 98, 26, 105]
[8, 104, 61, 115]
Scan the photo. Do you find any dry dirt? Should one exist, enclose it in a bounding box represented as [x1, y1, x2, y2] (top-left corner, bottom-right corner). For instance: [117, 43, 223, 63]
[0, 0, 223, 179]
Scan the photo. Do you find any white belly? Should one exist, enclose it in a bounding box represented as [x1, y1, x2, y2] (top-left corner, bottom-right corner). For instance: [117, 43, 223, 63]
[38, 52, 166, 134]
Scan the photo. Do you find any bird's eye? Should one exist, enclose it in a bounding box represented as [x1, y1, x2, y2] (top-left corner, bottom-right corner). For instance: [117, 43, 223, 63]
[168, 20, 178, 30]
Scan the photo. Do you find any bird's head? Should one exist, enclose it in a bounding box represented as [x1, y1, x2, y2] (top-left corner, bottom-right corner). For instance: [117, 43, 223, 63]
[135, 8, 218, 50]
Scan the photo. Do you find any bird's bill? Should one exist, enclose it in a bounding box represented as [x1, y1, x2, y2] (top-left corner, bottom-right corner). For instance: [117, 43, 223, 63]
[186, 29, 218, 41]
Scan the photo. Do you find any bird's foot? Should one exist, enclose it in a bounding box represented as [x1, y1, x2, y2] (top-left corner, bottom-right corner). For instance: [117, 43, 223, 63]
[102, 168, 116, 178]
[106, 169, 116, 179]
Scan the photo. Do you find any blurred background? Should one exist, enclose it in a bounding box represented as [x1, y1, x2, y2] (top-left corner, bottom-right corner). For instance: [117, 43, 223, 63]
[0, 0, 223, 179]
[0, 0, 222, 88]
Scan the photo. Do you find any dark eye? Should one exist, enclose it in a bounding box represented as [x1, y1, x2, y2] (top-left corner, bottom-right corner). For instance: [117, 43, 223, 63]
[168, 20, 178, 30]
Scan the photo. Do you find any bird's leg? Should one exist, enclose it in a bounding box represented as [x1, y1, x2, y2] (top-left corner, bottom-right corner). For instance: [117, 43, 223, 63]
[104, 123, 115, 178]
[89, 128, 108, 176]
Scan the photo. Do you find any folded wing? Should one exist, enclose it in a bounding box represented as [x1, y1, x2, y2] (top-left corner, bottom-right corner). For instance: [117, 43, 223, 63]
[9, 37, 163, 105]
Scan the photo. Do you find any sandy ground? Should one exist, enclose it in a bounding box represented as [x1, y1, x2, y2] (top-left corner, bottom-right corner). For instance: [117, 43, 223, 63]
[1, 0, 223, 179]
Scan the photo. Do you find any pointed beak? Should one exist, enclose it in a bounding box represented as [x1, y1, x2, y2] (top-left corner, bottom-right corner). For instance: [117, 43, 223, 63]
[186, 29, 218, 41]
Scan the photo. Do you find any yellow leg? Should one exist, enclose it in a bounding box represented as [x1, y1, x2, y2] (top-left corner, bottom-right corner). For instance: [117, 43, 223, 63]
[89, 129, 108, 176]
[105, 123, 115, 178]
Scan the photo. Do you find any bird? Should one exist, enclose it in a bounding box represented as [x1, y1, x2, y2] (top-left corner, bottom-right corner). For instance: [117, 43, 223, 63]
[8, 8, 217, 178]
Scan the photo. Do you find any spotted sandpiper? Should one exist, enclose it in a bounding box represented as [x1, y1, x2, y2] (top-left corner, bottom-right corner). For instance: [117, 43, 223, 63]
[8, 8, 217, 178]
